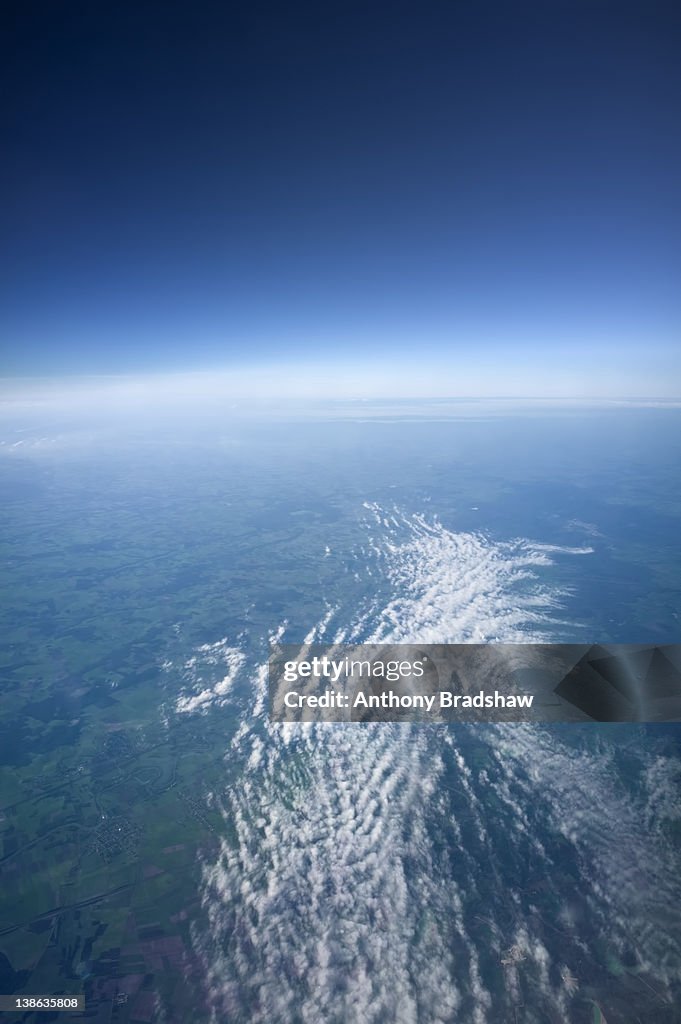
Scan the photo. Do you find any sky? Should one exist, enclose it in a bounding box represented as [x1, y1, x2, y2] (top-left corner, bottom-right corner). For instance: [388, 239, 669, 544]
[2, 0, 680, 397]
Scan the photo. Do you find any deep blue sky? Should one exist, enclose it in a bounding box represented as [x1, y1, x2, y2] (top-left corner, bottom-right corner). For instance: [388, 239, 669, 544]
[2, 0, 680, 394]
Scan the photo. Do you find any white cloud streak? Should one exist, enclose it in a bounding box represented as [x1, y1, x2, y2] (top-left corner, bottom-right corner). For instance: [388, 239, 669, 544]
[169, 506, 680, 1023]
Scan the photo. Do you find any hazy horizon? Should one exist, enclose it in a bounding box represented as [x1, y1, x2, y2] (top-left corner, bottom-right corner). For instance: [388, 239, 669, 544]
[1, 362, 680, 414]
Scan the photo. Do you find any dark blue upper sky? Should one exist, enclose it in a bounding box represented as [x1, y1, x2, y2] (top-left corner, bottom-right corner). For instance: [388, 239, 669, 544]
[2, 0, 680, 394]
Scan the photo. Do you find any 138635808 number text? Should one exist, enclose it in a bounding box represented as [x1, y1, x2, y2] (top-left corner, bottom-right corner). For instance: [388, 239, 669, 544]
[0, 996, 83, 1012]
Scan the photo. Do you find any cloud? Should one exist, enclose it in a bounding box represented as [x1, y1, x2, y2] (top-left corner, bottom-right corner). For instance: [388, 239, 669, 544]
[169, 639, 245, 715]
[351, 504, 592, 644]
[163, 507, 680, 1022]
[185, 509, 613, 1022]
